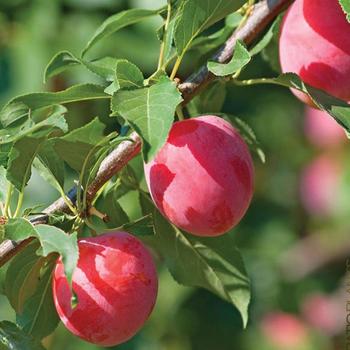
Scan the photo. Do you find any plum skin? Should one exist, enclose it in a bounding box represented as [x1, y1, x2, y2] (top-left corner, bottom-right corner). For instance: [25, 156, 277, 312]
[144, 115, 254, 237]
[52, 231, 158, 347]
[279, 0, 350, 104]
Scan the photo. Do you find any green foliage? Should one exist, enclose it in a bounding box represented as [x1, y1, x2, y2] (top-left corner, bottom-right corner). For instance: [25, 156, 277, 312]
[0, 321, 45, 350]
[208, 40, 251, 76]
[152, 211, 250, 327]
[82, 8, 162, 57]
[112, 76, 182, 162]
[4, 219, 78, 286]
[17, 261, 59, 340]
[339, 0, 350, 22]
[174, 0, 245, 56]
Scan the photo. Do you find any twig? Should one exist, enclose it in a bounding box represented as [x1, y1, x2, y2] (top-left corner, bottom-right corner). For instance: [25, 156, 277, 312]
[0, 0, 293, 267]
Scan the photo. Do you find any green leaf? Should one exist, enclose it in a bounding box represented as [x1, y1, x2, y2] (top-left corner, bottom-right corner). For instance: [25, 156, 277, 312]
[0, 321, 45, 350]
[0, 84, 108, 127]
[5, 242, 44, 314]
[116, 214, 154, 237]
[82, 8, 161, 57]
[0, 144, 12, 168]
[112, 77, 182, 162]
[34, 140, 65, 191]
[153, 211, 250, 327]
[235, 73, 350, 132]
[250, 15, 282, 57]
[17, 261, 59, 340]
[208, 40, 251, 76]
[339, 0, 350, 22]
[6, 136, 45, 191]
[106, 59, 144, 95]
[0, 166, 8, 202]
[53, 117, 106, 172]
[44, 50, 80, 83]
[0, 105, 67, 149]
[34, 225, 78, 286]
[174, 0, 245, 56]
[99, 187, 129, 228]
[5, 219, 78, 286]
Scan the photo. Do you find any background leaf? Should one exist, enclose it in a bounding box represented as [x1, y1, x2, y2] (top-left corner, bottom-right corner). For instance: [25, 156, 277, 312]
[82, 8, 161, 57]
[339, 0, 350, 22]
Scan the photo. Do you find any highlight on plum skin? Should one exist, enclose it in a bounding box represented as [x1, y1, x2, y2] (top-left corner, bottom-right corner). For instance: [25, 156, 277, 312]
[144, 115, 254, 237]
[52, 231, 158, 347]
[279, 0, 350, 105]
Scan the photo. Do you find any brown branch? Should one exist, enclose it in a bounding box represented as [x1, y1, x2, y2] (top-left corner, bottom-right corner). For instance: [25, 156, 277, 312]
[0, 0, 293, 267]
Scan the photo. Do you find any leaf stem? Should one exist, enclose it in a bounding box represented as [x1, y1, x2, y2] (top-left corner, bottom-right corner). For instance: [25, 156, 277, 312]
[13, 191, 24, 217]
[170, 54, 184, 80]
[4, 184, 13, 218]
[176, 105, 185, 121]
[157, 2, 172, 71]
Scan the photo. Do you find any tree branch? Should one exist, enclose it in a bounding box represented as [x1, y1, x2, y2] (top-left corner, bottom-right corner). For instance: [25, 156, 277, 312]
[0, 0, 293, 267]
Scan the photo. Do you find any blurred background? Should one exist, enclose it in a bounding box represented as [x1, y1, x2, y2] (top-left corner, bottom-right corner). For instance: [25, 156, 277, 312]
[0, 0, 348, 349]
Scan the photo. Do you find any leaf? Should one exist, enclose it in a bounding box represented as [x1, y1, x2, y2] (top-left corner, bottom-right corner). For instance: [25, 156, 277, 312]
[235, 73, 350, 132]
[0, 84, 108, 127]
[0, 166, 8, 202]
[108, 60, 144, 94]
[53, 117, 106, 172]
[208, 40, 251, 76]
[34, 140, 65, 191]
[0, 105, 67, 149]
[112, 77, 182, 162]
[44, 50, 80, 83]
[6, 136, 45, 191]
[99, 188, 129, 228]
[34, 225, 78, 286]
[0, 144, 12, 168]
[82, 8, 161, 57]
[174, 0, 245, 56]
[5, 242, 44, 313]
[0, 321, 45, 350]
[116, 214, 154, 237]
[339, 0, 350, 22]
[4, 219, 78, 286]
[153, 211, 250, 327]
[17, 261, 59, 340]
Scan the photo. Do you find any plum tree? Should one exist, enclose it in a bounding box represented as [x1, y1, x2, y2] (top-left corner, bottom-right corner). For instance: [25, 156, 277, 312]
[279, 0, 350, 104]
[144, 115, 254, 237]
[304, 107, 346, 148]
[52, 231, 158, 347]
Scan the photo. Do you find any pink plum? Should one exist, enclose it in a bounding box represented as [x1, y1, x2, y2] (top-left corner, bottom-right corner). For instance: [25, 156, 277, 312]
[52, 231, 158, 347]
[279, 0, 350, 104]
[144, 115, 254, 236]
[302, 293, 342, 335]
[304, 107, 346, 148]
[261, 312, 308, 349]
[300, 155, 341, 216]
